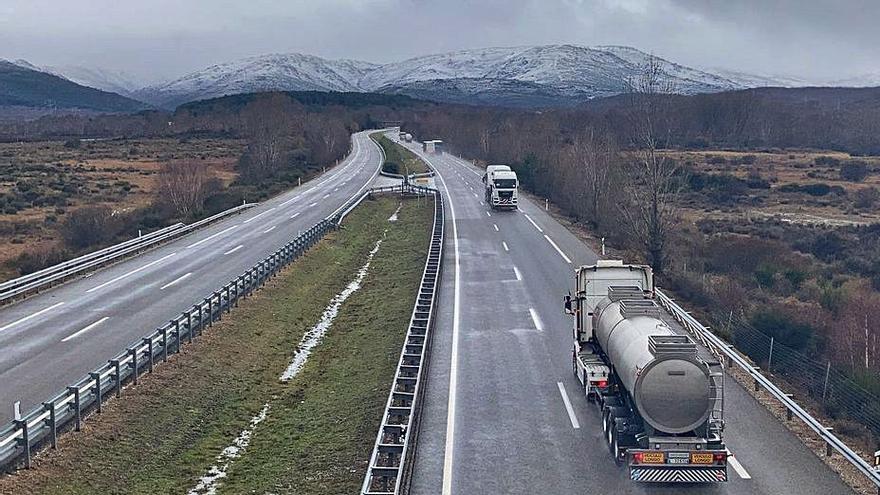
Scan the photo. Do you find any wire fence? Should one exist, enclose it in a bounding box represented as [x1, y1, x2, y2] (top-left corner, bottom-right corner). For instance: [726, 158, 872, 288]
[716, 311, 880, 440]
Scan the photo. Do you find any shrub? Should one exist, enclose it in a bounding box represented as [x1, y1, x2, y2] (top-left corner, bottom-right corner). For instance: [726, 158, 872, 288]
[814, 156, 840, 167]
[855, 187, 880, 209]
[841, 160, 869, 182]
[60, 206, 120, 249]
[738, 155, 757, 165]
[750, 308, 816, 351]
[12, 246, 70, 275]
[63, 139, 81, 149]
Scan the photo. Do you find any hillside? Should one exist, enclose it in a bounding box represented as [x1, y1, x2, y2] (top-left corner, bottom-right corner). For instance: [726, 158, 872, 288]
[0, 60, 148, 114]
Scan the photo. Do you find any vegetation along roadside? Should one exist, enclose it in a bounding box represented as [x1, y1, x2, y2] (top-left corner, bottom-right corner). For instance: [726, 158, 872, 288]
[0, 195, 433, 495]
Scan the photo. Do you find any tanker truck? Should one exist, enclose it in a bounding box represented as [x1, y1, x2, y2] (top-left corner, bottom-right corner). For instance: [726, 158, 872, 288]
[481, 165, 518, 209]
[564, 260, 727, 483]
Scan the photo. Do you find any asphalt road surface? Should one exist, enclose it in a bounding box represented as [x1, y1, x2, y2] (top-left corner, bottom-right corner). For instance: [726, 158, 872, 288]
[402, 139, 854, 495]
[0, 131, 381, 423]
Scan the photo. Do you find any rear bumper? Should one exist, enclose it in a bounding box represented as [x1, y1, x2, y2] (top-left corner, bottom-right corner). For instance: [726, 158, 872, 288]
[630, 466, 727, 483]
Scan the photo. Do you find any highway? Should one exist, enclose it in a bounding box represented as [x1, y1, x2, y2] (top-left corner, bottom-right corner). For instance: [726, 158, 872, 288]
[0, 130, 381, 424]
[402, 140, 854, 494]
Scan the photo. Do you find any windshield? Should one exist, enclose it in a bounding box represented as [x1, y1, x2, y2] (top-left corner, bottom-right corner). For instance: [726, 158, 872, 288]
[494, 179, 517, 189]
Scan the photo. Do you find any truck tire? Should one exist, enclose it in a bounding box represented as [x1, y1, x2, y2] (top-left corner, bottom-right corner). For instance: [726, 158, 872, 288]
[609, 418, 625, 466]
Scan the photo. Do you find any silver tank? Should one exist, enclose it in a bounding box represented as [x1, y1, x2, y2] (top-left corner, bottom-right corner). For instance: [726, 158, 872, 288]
[593, 295, 711, 434]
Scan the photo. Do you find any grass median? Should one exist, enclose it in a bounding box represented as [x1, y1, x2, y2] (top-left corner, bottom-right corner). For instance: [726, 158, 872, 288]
[0, 195, 433, 495]
[373, 133, 429, 175]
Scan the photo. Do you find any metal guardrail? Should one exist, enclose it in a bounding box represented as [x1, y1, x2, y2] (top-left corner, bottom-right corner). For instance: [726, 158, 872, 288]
[656, 288, 880, 491]
[0, 203, 255, 304]
[362, 186, 443, 495]
[0, 217, 335, 470]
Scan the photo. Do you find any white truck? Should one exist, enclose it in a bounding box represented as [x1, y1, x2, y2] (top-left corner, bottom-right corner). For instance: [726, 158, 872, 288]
[482, 165, 518, 209]
[564, 260, 727, 483]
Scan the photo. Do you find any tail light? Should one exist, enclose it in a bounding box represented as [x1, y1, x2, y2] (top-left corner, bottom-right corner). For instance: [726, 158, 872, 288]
[714, 452, 727, 464]
[596, 380, 608, 389]
[632, 452, 643, 464]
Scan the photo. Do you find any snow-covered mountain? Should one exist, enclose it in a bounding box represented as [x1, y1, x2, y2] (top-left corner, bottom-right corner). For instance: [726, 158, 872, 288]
[132, 45, 816, 108]
[46, 65, 141, 97]
[134, 53, 379, 108]
[827, 73, 880, 88]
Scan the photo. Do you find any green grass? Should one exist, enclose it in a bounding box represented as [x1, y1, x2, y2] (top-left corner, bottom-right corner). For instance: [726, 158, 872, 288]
[0, 196, 433, 495]
[372, 133, 429, 175]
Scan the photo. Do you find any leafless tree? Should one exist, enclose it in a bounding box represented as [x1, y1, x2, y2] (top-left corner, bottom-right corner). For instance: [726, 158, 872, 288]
[156, 160, 216, 218]
[239, 93, 298, 181]
[618, 56, 682, 274]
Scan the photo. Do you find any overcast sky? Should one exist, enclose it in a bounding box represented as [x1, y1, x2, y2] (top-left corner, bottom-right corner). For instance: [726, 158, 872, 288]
[0, 0, 877, 84]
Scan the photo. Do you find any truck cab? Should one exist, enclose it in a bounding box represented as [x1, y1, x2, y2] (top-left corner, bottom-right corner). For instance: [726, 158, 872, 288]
[487, 170, 518, 209]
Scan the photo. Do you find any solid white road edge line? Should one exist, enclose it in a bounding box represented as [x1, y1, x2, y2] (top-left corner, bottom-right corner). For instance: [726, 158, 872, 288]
[0, 301, 65, 333]
[413, 148, 460, 495]
[87, 253, 177, 293]
[726, 450, 751, 479]
[160, 272, 192, 290]
[544, 235, 572, 264]
[557, 382, 581, 429]
[62, 316, 109, 342]
[187, 225, 238, 249]
[529, 307, 544, 331]
[524, 213, 544, 233]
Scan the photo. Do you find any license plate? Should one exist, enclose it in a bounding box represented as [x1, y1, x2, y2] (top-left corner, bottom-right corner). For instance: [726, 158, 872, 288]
[642, 452, 665, 463]
[690, 453, 714, 464]
[668, 458, 689, 464]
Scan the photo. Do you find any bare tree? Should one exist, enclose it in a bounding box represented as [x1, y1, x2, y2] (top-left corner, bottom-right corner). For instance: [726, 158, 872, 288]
[565, 128, 616, 226]
[618, 56, 682, 274]
[239, 93, 298, 182]
[156, 160, 216, 218]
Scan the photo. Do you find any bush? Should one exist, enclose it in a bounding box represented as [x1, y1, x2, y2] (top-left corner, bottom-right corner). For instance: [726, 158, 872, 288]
[750, 309, 816, 351]
[60, 206, 120, 249]
[814, 156, 840, 167]
[12, 246, 70, 275]
[63, 139, 81, 149]
[855, 187, 879, 209]
[841, 160, 869, 182]
[738, 155, 757, 165]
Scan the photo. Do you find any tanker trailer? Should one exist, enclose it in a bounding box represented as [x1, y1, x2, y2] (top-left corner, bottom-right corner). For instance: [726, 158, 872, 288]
[564, 260, 727, 482]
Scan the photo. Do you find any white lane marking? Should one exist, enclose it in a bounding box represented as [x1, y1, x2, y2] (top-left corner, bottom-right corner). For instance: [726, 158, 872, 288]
[309, 202, 318, 207]
[242, 207, 276, 224]
[160, 272, 192, 290]
[502, 241, 509, 252]
[334, 187, 339, 192]
[86, 253, 177, 293]
[0, 302, 65, 333]
[479, 201, 484, 206]
[322, 193, 330, 199]
[62, 316, 109, 342]
[279, 196, 298, 207]
[529, 308, 544, 331]
[263, 225, 276, 234]
[473, 192, 478, 198]
[224, 245, 244, 255]
[726, 450, 751, 479]
[493, 224, 499, 232]
[557, 382, 581, 429]
[544, 235, 572, 264]
[290, 212, 301, 219]
[485, 211, 491, 217]
[187, 225, 238, 249]
[513, 266, 522, 281]
[413, 149, 459, 495]
[524, 213, 544, 233]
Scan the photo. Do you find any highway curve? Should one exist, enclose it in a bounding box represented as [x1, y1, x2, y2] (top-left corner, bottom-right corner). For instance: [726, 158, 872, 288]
[402, 139, 853, 495]
[0, 131, 381, 424]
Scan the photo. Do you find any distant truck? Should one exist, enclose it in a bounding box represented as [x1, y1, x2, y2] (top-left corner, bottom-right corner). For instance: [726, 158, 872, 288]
[564, 260, 728, 483]
[404, 133, 413, 142]
[422, 140, 443, 154]
[482, 165, 517, 209]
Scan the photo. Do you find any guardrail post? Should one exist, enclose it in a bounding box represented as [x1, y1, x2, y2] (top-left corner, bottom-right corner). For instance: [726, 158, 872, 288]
[111, 359, 121, 397]
[207, 297, 214, 327]
[225, 286, 232, 314]
[43, 401, 57, 449]
[215, 292, 222, 321]
[785, 394, 794, 421]
[14, 419, 30, 468]
[161, 327, 168, 361]
[90, 372, 102, 413]
[129, 348, 139, 385]
[67, 386, 81, 431]
[144, 338, 154, 373]
[825, 429, 834, 457]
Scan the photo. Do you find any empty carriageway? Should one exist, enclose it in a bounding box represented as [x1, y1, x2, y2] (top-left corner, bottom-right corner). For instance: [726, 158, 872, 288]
[401, 139, 854, 495]
[0, 130, 382, 423]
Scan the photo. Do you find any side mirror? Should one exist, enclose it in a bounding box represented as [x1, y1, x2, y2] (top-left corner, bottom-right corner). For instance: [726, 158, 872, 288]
[563, 294, 573, 315]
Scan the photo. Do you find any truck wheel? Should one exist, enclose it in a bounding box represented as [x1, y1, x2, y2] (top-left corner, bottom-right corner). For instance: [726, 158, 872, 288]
[586, 381, 594, 403]
[609, 425, 624, 467]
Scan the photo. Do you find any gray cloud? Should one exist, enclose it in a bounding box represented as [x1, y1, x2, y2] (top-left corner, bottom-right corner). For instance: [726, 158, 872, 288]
[0, 0, 875, 84]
